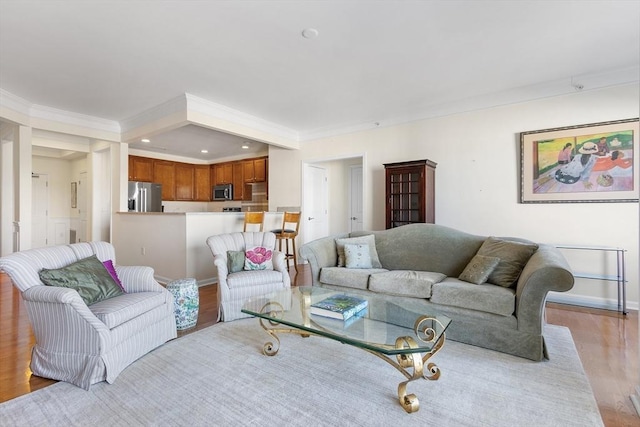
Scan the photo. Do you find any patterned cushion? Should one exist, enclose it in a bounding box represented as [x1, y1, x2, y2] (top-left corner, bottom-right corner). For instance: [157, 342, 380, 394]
[335, 235, 382, 268]
[227, 270, 286, 289]
[244, 246, 274, 270]
[344, 244, 373, 269]
[39, 255, 123, 305]
[458, 255, 501, 285]
[90, 291, 167, 329]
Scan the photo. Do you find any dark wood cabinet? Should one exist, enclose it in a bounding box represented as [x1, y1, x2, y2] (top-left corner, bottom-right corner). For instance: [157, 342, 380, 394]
[129, 156, 153, 182]
[153, 160, 176, 201]
[384, 159, 436, 229]
[175, 163, 194, 201]
[194, 165, 211, 201]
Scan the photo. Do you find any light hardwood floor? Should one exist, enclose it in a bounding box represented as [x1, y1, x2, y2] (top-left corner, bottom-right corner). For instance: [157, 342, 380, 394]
[1, 268, 638, 426]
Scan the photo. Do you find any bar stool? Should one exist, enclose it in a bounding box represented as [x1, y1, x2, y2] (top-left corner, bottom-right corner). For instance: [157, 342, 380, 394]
[243, 211, 264, 231]
[271, 212, 301, 272]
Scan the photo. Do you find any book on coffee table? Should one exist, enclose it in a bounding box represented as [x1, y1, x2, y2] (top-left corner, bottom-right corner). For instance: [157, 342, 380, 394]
[310, 294, 368, 320]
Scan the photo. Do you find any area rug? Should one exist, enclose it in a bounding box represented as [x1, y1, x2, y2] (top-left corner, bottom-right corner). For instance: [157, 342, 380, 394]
[0, 321, 603, 427]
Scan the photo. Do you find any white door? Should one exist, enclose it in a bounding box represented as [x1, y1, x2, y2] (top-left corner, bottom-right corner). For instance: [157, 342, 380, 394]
[303, 164, 328, 243]
[31, 173, 48, 248]
[349, 165, 363, 232]
[78, 172, 87, 242]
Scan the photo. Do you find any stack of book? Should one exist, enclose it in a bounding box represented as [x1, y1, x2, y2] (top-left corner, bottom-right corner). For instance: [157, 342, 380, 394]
[310, 294, 368, 322]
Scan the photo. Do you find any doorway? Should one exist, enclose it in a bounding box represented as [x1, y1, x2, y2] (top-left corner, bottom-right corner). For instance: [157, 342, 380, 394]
[31, 173, 49, 248]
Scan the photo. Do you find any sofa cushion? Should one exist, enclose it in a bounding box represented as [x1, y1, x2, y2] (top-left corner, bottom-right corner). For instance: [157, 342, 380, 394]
[320, 266, 388, 290]
[458, 255, 501, 285]
[430, 278, 516, 316]
[477, 237, 538, 288]
[90, 291, 167, 329]
[369, 270, 446, 299]
[39, 254, 124, 305]
[335, 235, 382, 268]
[344, 244, 373, 269]
[227, 270, 285, 289]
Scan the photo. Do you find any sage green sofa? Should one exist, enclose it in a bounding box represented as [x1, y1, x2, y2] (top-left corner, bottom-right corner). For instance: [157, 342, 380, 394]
[298, 223, 574, 361]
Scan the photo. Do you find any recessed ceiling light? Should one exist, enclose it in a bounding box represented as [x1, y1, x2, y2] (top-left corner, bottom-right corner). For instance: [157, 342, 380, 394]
[302, 28, 319, 39]
[141, 138, 150, 143]
[241, 144, 249, 149]
[201, 149, 208, 154]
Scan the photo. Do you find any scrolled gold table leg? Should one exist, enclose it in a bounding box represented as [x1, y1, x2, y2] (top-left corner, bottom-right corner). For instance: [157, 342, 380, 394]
[258, 302, 284, 356]
[395, 336, 423, 413]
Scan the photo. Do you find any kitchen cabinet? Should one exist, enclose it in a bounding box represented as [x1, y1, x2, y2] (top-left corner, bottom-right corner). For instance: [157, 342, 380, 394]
[175, 163, 194, 200]
[243, 157, 267, 182]
[232, 162, 244, 200]
[384, 159, 437, 229]
[129, 156, 153, 182]
[153, 160, 176, 201]
[194, 165, 211, 201]
[214, 163, 233, 185]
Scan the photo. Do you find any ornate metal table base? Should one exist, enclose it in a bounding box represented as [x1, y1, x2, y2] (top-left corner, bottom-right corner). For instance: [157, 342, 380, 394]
[256, 303, 445, 414]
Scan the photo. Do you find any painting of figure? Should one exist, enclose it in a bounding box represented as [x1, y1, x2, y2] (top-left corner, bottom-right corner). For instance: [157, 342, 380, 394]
[532, 130, 634, 194]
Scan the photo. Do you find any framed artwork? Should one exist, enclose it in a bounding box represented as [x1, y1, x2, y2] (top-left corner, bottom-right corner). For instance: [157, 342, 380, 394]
[71, 182, 77, 208]
[520, 118, 639, 203]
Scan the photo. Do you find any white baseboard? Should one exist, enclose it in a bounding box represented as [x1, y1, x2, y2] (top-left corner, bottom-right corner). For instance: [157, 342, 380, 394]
[547, 291, 637, 312]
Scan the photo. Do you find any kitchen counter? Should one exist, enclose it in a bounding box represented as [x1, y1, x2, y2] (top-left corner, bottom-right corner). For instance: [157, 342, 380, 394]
[112, 211, 286, 284]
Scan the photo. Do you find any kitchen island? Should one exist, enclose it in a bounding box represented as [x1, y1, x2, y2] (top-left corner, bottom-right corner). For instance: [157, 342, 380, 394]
[112, 211, 285, 285]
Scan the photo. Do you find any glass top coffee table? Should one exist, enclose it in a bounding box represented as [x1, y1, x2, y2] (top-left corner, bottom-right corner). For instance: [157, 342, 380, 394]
[241, 286, 450, 413]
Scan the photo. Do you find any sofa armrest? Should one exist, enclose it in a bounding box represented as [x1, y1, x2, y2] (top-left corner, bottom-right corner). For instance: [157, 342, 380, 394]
[115, 265, 165, 293]
[299, 234, 347, 286]
[22, 286, 110, 351]
[213, 254, 229, 289]
[515, 244, 574, 334]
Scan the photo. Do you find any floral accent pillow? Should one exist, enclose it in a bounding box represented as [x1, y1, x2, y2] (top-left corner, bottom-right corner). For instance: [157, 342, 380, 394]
[244, 246, 274, 270]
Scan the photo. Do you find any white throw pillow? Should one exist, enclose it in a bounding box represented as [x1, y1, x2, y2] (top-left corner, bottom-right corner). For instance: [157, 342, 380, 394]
[344, 244, 373, 269]
[335, 235, 382, 268]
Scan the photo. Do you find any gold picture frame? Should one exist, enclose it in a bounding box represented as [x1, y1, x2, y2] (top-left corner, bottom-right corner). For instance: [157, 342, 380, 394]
[520, 118, 639, 203]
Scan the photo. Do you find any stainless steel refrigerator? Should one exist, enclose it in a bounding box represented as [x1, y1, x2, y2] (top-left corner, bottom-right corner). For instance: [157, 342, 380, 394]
[128, 182, 163, 212]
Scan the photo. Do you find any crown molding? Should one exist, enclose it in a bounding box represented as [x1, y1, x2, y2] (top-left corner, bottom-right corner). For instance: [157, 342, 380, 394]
[299, 66, 640, 142]
[120, 94, 188, 133]
[29, 103, 121, 133]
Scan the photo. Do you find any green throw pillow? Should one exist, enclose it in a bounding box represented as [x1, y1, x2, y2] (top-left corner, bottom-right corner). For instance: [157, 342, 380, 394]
[458, 254, 501, 285]
[477, 237, 538, 287]
[227, 250, 245, 273]
[39, 254, 124, 305]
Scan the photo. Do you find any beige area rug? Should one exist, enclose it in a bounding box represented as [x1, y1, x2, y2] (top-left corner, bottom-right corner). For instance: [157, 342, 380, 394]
[0, 321, 603, 427]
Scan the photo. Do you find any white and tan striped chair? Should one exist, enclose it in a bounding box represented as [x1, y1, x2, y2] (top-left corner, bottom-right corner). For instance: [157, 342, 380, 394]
[206, 232, 291, 321]
[0, 241, 177, 390]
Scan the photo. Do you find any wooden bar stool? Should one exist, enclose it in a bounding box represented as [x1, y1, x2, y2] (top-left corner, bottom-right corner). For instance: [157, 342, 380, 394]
[272, 212, 301, 272]
[243, 212, 264, 231]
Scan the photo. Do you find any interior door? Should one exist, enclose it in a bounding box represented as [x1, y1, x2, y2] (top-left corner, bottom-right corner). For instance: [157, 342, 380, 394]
[349, 165, 363, 232]
[31, 173, 48, 248]
[303, 164, 328, 244]
[78, 172, 87, 243]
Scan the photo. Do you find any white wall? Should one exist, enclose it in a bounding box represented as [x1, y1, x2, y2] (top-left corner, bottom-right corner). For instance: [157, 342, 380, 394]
[269, 83, 640, 310]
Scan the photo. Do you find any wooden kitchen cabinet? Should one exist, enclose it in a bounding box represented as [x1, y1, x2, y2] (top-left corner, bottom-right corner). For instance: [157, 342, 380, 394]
[232, 162, 244, 200]
[175, 162, 194, 200]
[213, 163, 233, 185]
[129, 156, 153, 182]
[243, 157, 267, 182]
[153, 160, 176, 201]
[194, 165, 211, 201]
[384, 159, 437, 229]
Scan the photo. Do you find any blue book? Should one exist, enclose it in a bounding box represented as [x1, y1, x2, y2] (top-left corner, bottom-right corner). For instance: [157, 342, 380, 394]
[310, 294, 368, 320]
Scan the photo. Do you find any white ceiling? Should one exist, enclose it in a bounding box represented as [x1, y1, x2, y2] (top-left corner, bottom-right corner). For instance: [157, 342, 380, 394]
[1, 0, 638, 161]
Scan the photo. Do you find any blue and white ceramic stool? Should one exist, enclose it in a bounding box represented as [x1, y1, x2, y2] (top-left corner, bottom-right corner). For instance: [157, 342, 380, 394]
[167, 278, 199, 330]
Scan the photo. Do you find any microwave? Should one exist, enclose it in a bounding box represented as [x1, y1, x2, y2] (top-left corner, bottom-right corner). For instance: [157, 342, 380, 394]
[212, 184, 233, 201]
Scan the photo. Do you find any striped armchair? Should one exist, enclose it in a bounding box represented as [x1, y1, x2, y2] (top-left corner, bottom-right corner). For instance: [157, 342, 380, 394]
[0, 242, 177, 389]
[206, 232, 291, 321]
